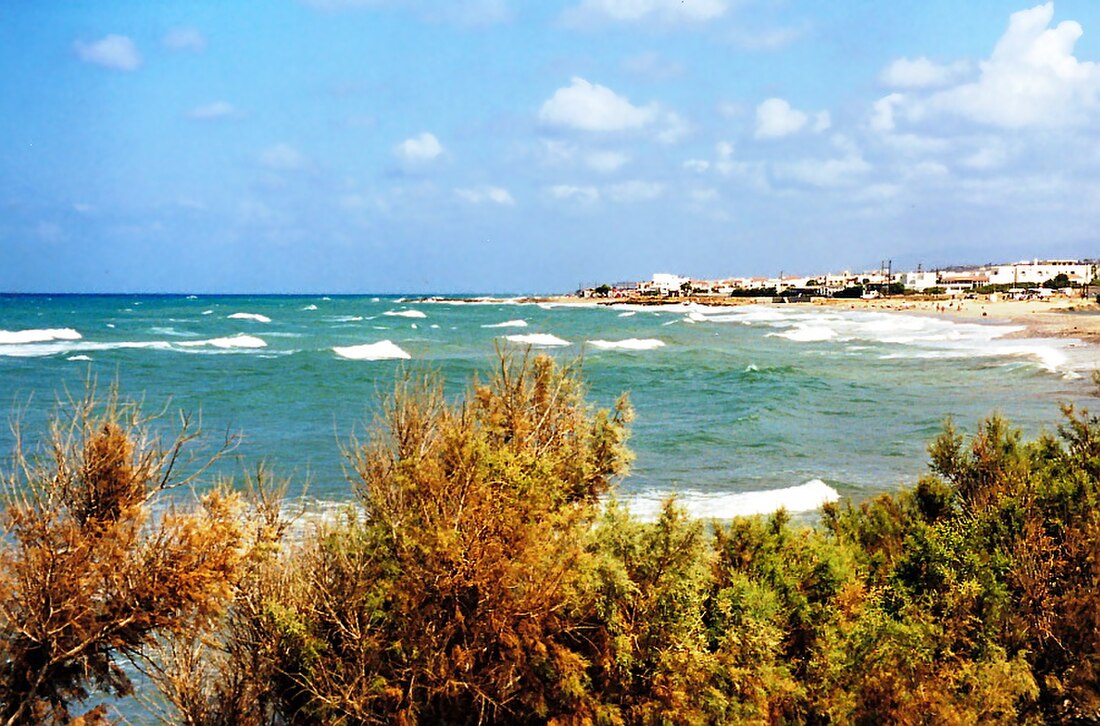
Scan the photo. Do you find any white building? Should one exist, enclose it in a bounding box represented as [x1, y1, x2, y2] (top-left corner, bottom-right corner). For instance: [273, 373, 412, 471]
[647, 273, 691, 296]
[896, 271, 939, 291]
[987, 260, 1096, 287]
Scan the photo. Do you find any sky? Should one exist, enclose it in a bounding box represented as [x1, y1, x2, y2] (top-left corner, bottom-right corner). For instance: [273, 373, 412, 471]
[2, 1, 1100, 293]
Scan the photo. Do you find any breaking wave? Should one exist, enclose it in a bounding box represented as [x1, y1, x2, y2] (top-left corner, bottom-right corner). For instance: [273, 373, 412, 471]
[503, 333, 571, 347]
[332, 340, 411, 360]
[588, 338, 666, 351]
[228, 312, 271, 323]
[0, 328, 82, 345]
[481, 320, 528, 329]
[626, 479, 839, 521]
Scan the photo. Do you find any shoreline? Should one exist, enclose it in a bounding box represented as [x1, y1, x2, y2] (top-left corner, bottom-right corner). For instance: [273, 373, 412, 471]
[532, 294, 1100, 345]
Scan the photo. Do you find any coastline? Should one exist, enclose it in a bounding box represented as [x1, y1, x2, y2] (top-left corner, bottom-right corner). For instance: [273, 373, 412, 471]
[533, 294, 1100, 344]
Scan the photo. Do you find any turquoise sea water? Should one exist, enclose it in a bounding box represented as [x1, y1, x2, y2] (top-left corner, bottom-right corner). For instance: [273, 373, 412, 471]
[1, 293, 1094, 518]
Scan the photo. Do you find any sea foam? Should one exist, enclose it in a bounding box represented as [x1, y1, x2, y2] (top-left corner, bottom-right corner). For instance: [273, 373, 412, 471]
[333, 341, 411, 360]
[504, 333, 571, 347]
[482, 319, 528, 329]
[588, 338, 665, 351]
[0, 328, 82, 345]
[627, 479, 839, 521]
[228, 312, 271, 323]
[384, 309, 427, 319]
[180, 335, 267, 349]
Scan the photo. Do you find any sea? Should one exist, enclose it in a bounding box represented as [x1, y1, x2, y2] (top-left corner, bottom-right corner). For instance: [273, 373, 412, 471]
[0, 294, 1095, 520]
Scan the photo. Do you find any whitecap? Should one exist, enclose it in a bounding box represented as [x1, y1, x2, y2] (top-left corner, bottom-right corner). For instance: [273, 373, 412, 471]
[430, 324, 440, 329]
[0, 328, 82, 345]
[410, 323, 418, 329]
[180, 334, 267, 349]
[768, 324, 837, 342]
[186, 295, 198, 300]
[481, 319, 528, 329]
[333, 340, 411, 360]
[228, 312, 271, 323]
[627, 479, 839, 521]
[383, 309, 427, 319]
[617, 311, 636, 317]
[588, 338, 665, 351]
[67, 355, 92, 362]
[201, 310, 213, 316]
[302, 304, 318, 311]
[504, 333, 571, 347]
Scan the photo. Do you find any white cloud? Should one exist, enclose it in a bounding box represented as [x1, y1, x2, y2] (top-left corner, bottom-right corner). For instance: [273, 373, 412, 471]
[811, 111, 832, 133]
[586, 150, 630, 173]
[774, 153, 871, 188]
[539, 77, 658, 132]
[919, 3, 1100, 128]
[188, 101, 239, 120]
[74, 35, 142, 71]
[563, 0, 727, 26]
[870, 93, 905, 132]
[258, 143, 308, 171]
[163, 28, 206, 52]
[607, 180, 664, 202]
[880, 56, 970, 88]
[394, 132, 444, 162]
[455, 186, 515, 205]
[683, 159, 710, 173]
[754, 98, 808, 138]
[656, 111, 691, 143]
[547, 185, 600, 203]
[960, 139, 1010, 170]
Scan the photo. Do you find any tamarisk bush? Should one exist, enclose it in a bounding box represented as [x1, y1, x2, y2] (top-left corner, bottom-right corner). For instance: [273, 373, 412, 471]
[0, 385, 255, 724]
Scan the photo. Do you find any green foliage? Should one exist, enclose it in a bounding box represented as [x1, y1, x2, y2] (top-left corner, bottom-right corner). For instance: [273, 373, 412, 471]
[8, 355, 1100, 725]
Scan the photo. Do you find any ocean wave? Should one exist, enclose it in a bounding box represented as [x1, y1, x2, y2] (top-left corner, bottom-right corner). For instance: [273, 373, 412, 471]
[383, 309, 427, 319]
[588, 338, 665, 351]
[626, 479, 839, 521]
[0, 328, 82, 345]
[201, 310, 213, 315]
[481, 319, 528, 329]
[768, 324, 838, 343]
[333, 340, 411, 360]
[504, 333, 571, 347]
[617, 311, 636, 317]
[0, 340, 172, 358]
[179, 334, 267, 350]
[302, 304, 318, 311]
[228, 312, 271, 323]
[67, 355, 92, 362]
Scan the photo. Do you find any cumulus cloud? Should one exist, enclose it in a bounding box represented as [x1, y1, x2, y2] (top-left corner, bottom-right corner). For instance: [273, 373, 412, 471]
[563, 0, 727, 26]
[162, 28, 206, 52]
[547, 185, 600, 204]
[870, 93, 905, 132]
[539, 77, 658, 132]
[880, 56, 969, 88]
[188, 101, 239, 120]
[586, 150, 630, 173]
[455, 186, 515, 205]
[754, 98, 808, 138]
[729, 23, 809, 52]
[918, 3, 1100, 128]
[74, 35, 142, 71]
[258, 143, 308, 171]
[606, 180, 664, 202]
[394, 132, 444, 162]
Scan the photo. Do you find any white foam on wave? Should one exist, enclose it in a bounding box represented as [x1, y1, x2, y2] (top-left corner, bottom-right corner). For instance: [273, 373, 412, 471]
[482, 319, 528, 329]
[384, 309, 427, 319]
[768, 324, 837, 343]
[0, 328, 82, 345]
[180, 334, 267, 350]
[228, 312, 271, 323]
[186, 295, 198, 300]
[626, 479, 839, 521]
[302, 304, 318, 311]
[67, 355, 92, 362]
[0, 340, 172, 358]
[201, 310, 213, 316]
[504, 333, 571, 347]
[617, 311, 636, 317]
[333, 340, 411, 360]
[588, 338, 665, 351]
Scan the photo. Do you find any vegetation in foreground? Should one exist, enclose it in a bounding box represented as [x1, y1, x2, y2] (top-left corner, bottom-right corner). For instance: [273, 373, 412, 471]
[1, 354, 1099, 724]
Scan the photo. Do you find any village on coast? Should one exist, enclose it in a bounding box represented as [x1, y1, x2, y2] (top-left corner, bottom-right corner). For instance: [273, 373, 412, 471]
[579, 258, 1100, 302]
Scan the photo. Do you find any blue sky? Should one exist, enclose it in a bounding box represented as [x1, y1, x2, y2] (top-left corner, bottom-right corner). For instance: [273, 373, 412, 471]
[2, 1, 1100, 293]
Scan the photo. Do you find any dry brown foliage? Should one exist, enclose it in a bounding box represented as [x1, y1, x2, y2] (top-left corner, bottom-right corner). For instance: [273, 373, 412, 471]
[0, 382, 252, 724]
